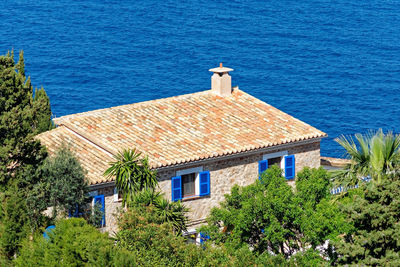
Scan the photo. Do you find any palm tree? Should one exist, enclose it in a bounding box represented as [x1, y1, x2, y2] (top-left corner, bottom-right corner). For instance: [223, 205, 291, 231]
[104, 149, 158, 206]
[104, 149, 188, 233]
[334, 129, 400, 185]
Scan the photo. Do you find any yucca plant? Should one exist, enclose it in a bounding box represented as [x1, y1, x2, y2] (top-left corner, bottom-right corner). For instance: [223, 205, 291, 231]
[154, 198, 188, 234]
[104, 149, 158, 206]
[130, 188, 163, 207]
[333, 129, 400, 185]
[128, 188, 188, 234]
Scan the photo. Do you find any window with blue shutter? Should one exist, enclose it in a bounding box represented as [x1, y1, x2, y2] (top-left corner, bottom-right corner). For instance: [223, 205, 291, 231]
[199, 171, 210, 196]
[258, 160, 268, 179]
[284, 155, 295, 179]
[93, 195, 105, 227]
[171, 176, 182, 201]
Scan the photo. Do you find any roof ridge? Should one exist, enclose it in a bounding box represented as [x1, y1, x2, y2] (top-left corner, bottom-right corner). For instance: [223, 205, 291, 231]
[54, 89, 212, 124]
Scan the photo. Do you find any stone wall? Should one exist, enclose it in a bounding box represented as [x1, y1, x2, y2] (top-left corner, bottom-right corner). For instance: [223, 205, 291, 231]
[94, 186, 121, 233]
[157, 141, 321, 229]
[95, 140, 320, 232]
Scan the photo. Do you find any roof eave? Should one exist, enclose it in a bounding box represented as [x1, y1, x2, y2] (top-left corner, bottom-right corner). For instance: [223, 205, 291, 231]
[153, 136, 325, 171]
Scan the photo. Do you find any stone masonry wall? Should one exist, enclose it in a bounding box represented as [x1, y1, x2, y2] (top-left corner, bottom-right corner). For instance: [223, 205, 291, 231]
[95, 141, 320, 232]
[157, 141, 321, 229]
[94, 186, 121, 233]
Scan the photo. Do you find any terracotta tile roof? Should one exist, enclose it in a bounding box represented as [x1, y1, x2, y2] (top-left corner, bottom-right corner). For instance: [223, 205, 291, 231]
[36, 126, 114, 185]
[49, 88, 326, 173]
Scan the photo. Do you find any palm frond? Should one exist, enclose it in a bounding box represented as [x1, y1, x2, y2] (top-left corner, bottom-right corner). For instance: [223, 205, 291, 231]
[103, 149, 158, 206]
[334, 129, 400, 185]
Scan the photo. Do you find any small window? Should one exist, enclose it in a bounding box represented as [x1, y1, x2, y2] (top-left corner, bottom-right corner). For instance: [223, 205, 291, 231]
[171, 168, 210, 201]
[184, 232, 198, 245]
[182, 173, 196, 198]
[268, 157, 281, 167]
[261, 152, 296, 180]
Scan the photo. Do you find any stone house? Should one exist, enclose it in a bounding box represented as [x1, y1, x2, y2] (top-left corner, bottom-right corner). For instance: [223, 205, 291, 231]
[36, 64, 327, 234]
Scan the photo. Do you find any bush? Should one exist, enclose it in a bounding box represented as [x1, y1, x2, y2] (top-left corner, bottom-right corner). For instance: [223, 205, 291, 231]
[15, 218, 115, 266]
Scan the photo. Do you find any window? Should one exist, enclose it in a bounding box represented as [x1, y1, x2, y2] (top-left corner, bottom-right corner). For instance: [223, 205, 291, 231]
[258, 151, 295, 180]
[184, 231, 198, 245]
[268, 156, 281, 167]
[171, 167, 210, 201]
[113, 187, 123, 202]
[182, 173, 196, 197]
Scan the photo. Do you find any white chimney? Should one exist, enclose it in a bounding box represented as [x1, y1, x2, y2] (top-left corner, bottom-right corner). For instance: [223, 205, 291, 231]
[209, 63, 234, 97]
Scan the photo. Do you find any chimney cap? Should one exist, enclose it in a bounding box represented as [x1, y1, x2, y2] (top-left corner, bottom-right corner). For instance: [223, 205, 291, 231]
[209, 63, 233, 73]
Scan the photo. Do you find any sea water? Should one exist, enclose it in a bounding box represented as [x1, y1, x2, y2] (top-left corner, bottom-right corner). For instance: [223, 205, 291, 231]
[1, 0, 400, 157]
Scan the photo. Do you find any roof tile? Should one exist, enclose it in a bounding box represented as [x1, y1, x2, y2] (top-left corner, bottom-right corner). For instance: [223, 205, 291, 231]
[39, 88, 326, 185]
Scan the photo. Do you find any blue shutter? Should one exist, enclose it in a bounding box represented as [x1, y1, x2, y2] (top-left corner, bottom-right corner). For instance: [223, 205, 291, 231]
[258, 160, 268, 179]
[199, 171, 210, 196]
[171, 176, 182, 201]
[93, 195, 105, 227]
[200, 232, 210, 244]
[43, 225, 55, 240]
[68, 203, 80, 218]
[284, 155, 295, 179]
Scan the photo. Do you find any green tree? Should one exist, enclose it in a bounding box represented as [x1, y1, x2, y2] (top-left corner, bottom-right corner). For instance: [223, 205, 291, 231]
[201, 166, 303, 257]
[32, 88, 53, 134]
[201, 166, 348, 263]
[334, 129, 400, 185]
[104, 149, 158, 206]
[15, 218, 115, 266]
[0, 186, 31, 259]
[334, 179, 400, 265]
[116, 205, 276, 267]
[0, 50, 53, 188]
[0, 50, 53, 259]
[38, 146, 89, 218]
[296, 167, 330, 207]
[296, 167, 351, 256]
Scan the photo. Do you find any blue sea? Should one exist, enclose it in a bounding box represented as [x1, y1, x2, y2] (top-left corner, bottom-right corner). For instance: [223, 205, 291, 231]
[2, 0, 400, 157]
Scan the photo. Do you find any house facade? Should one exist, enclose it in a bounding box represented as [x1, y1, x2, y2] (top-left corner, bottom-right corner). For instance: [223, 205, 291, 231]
[37, 64, 326, 233]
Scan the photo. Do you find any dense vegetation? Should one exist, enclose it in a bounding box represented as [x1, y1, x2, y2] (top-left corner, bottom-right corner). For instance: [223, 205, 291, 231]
[0, 51, 92, 263]
[1, 51, 400, 265]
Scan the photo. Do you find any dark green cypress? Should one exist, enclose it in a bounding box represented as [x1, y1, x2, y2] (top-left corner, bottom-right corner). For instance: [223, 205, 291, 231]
[0, 50, 52, 188]
[0, 50, 53, 258]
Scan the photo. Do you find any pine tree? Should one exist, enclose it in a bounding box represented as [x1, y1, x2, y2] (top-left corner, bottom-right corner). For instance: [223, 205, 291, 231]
[334, 178, 400, 265]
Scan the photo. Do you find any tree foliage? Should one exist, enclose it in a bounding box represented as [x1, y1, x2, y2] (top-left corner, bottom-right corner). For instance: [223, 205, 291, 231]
[296, 167, 352, 257]
[0, 50, 53, 259]
[129, 189, 188, 233]
[0, 50, 53, 188]
[115, 204, 285, 267]
[0, 186, 31, 259]
[38, 146, 89, 218]
[334, 178, 400, 265]
[200, 166, 349, 263]
[15, 218, 115, 266]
